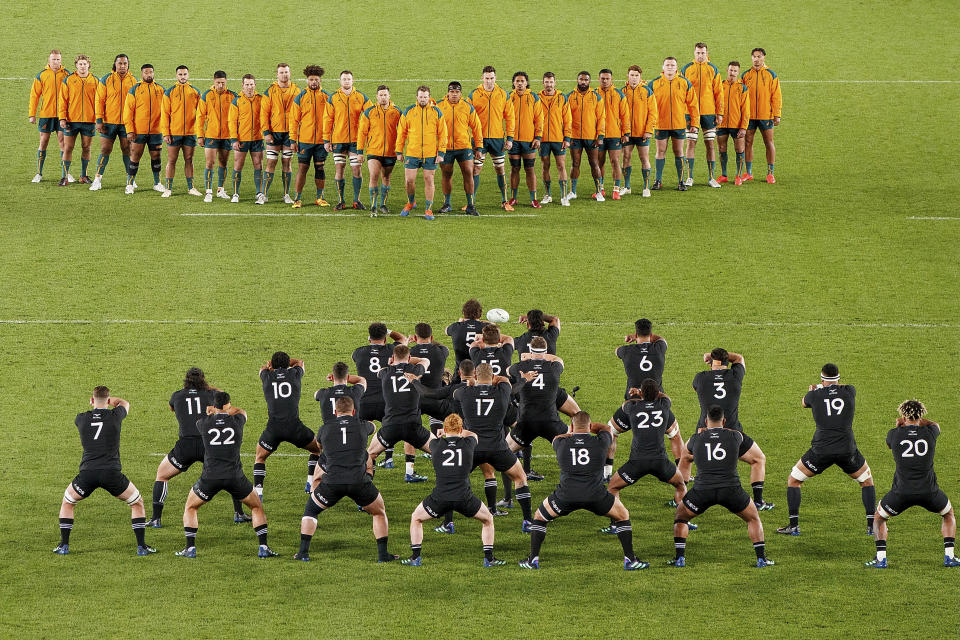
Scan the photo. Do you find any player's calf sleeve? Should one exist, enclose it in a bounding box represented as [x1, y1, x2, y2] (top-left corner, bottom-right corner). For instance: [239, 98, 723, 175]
[383, 447, 394, 462]
[217, 166, 226, 187]
[121, 154, 131, 174]
[522, 447, 532, 473]
[674, 536, 686, 559]
[751, 481, 764, 503]
[787, 486, 801, 527]
[307, 454, 319, 479]
[185, 526, 197, 549]
[544, 180, 551, 196]
[376, 535, 390, 561]
[253, 169, 262, 193]
[484, 478, 498, 509]
[745, 160, 752, 175]
[687, 158, 695, 177]
[81, 158, 89, 177]
[405, 454, 415, 476]
[59, 518, 73, 545]
[151, 481, 167, 519]
[132, 517, 147, 546]
[253, 462, 266, 488]
[410, 543, 422, 559]
[283, 171, 292, 194]
[944, 537, 955, 560]
[299, 533, 313, 555]
[232, 498, 245, 515]
[444, 510, 453, 525]
[674, 157, 684, 182]
[496, 173, 506, 200]
[151, 157, 161, 183]
[570, 177, 578, 193]
[501, 471, 513, 501]
[641, 169, 650, 189]
[204, 168, 213, 191]
[614, 520, 634, 558]
[165, 177, 174, 190]
[719, 151, 728, 175]
[753, 540, 766, 560]
[95, 153, 107, 176]
[380, 185, 390, 206]
[335, 178, 345, 202]
[473, 173, 480, 193]
[263, 171, 274, 195]
[127, 161, 139, 179]
[38, 149, 47, 174]
[232, 170, 241, 194]
[483, 544, 494, 561]
[443, 192, 451, 206]
[186, 176, 193, 189]
[707, 160, 715, 179]
[736, 152, 745, 176]
[655, 158, 665, 181]
[624, 166, 632, 188]
[254, 524, 268, 546]
[862, 485, 876, 528]
[515, 486, 532, 521]
[352, 176, 362, 201]
[528, 521, 547, 559]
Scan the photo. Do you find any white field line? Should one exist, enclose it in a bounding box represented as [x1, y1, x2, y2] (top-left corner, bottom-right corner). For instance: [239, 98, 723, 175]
[907, 216, 960, 220]
[5, 77, 959, 83]
[179, 212, 538, 218]
[1, 319, 956, 329]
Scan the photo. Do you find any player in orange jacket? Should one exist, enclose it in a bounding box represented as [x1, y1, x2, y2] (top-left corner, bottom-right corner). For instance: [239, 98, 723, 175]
[229, 74, 265, 203]
[91, 54, 136, 190]
[680, 44, 724, 187]
[58, 55, 98, 185]
[196, 70, 237, 201]
[538, 72, 572, 206]
[622, 65, 657, 197]
[357, 85, 402, 215]
[567, 71, 606, 201]
[468, 66, 516, 210]
[717, 61, 751, 186]
[160, 65, 201, 197]
[597, 69, 630, 200]
[437, 82, 483, 215]
[323, 71, 369, 210]
[649, 57, 699, 191]
[261, 63, 300, 204]
[28, 50, 68, 182]
[507, 72, 544, 208]
[122, 64, 165, 194]
[741, 47, 782, 183]
[290, 65, 330, 208]
[396, 86, 447, 220]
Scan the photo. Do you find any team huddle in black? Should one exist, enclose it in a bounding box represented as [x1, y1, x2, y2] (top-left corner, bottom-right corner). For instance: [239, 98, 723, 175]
[56, 303, 959, 570]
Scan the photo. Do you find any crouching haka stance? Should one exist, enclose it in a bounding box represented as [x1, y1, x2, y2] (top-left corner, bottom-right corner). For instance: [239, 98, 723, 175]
[777, 363, 874, 536]
[55, 386, 155, 556]
[402, 414, 503, 566]
[519, 412, 649, 570]
[866, 400, 959, 569]
[296, 397, 397, 562]
[176, 392, 276, 558]
[671, 405, 774, 568]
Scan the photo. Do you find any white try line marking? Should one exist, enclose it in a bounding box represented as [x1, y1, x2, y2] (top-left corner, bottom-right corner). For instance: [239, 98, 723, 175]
[6, 77, 960, 83]
[180, 212, 538, 218]
[907, 216, 960, 220]
[1, 319, 956, 329]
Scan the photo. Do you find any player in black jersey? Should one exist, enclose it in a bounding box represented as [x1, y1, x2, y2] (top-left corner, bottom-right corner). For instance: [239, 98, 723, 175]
[514, 312, 580, 483]
[688, 348, 774, 510]
[366, 345, 437, 479]
[253, 351, 322, 498]
[602, 379, 687, 534]
[777, 364, 875, 537]
[296, 397, 398, 563]
[616, 318, 667, 397]
[866, 400, 959, 568]
[446, 298, 489, 382]
[670, 405, 774, 568]
[401, 414, 504, 567]
[55, 386, 155, 556]
[176, 391, 277, 559]
[408, 322, 450, 436]
[148, 367, 250, 527]
[312, 361, 367, 488]
[469, 323, 515, 376]
[519, 412, 649, 570]
[352, 322, 408, 468]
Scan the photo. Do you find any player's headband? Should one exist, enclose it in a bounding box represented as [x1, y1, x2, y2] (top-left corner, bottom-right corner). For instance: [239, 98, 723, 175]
[448, 82, 462, 91]
[820, 372, 840, 382]
[529, 346, 547, 353]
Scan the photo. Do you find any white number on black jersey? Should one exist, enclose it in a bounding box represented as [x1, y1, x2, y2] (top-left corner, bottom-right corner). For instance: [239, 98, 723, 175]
[570, 448, 590, 465]
[531, 373, 545, 389]
[368, 356, 381, 373]
[91, 421, 104, 440]
[390, 376, 411, 393]
[713, 382, 726, 399]
[900, 439, 929, 457]
[638, 355, 653, 371]
[475, 398, 494, 416]
[635, 411, 663, 429]
[823, 398, 845, 416]
[272, 381, 292, 398]
[442, 448, 463, 466]
[483, 360, 502, 375]
[185, 397, 202, 415]
[208, 427, 236, 445]
[705, 442, 727, 460]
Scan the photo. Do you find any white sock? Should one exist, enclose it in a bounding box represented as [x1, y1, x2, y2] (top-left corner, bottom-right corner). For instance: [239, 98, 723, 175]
[405, 462, 414, 475]
[603, 464, 613, 477]
[306, 474, 312, 486]
[877, 549, 887, 561]
[946, 546, 955, 560]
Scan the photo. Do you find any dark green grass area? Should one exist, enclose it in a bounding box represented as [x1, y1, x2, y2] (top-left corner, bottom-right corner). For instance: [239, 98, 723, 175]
[1, 1, 959, 638]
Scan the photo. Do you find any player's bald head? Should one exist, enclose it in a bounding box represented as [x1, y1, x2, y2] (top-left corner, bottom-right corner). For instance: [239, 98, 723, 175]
[571, 411, 591, 431]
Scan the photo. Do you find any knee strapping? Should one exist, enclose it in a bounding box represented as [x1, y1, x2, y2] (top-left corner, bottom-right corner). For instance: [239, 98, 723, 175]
[474, 158, 484, 168]
[314, 165, 325, 180]
[349, 156, 361, 167]
[704, 130, 717, 141]
[855, 468, 872, 483]
[508, 156, 521, 168]
[64, 489, 78, 504]
[536, 506, 555, 522]
[522, 157, 535, 169]
[790, 465, 809, 482]
[492, 156, 505, 168]
[125, 490, 141, 506]
[265, 149, 279, 160]
[940, 500, 953, 516]
[333, 153, 347, 164]
[281, 150, 293, 159]
[150, 158, 161, 173]
[686, 130, 699, 142]
[674, 518, 689, 525]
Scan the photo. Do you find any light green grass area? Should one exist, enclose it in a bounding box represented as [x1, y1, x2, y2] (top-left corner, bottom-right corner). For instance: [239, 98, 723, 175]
[1, 1, 958, 638]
